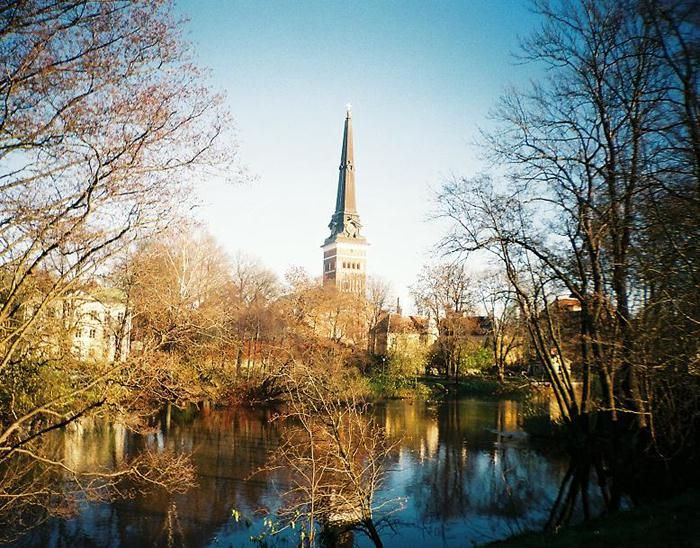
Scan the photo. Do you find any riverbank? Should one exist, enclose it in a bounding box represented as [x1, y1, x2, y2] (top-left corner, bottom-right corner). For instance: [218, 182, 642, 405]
[418, 374, 533, 400]
[365, 373, 536, 402]
[491, 489, 700, 547]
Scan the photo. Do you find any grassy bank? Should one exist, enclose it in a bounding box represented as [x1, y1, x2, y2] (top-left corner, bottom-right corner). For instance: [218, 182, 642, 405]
[491, 490, 700, 547]
[367, 372, 431, 400]
[419, 374, 533, 400]
[366, 373, 533, 401]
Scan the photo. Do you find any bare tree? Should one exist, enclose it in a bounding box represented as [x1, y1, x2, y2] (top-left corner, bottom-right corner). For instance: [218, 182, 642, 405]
[365, 276, 392, 353]
[436, 0, 700, 513]
[475, 271, 523, 381]
[261, 359, 402, 547]
[411, 262, 477, 379]
[0, 0, 233, 530]
[229, 251, 280, 375]
[279, 272, 370, 348]
[128, 229, 231, 352]
[439, 0, 686, 422]
[1, 0, 233, 369]
[410, 262, 474, 322]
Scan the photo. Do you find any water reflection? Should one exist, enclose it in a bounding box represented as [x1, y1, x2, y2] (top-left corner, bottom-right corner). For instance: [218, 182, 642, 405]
[371, 400, 574, 546]
[13, 399, 596, 547]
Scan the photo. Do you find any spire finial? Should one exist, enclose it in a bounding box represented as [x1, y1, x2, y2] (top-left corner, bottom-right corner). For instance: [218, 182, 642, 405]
[345, 103, 352, 118]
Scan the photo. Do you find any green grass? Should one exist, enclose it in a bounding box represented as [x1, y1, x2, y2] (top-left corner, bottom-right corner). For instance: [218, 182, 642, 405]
[491, 490, 700, 547]
[419, 374, 533, 400]
[368, 372, 431, 399]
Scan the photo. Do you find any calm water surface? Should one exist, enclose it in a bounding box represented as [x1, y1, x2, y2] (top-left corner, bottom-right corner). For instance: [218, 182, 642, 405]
[15, 398, 585, 547]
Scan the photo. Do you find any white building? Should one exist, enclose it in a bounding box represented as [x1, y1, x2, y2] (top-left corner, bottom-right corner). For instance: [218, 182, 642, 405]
[69, 288, 131, 362]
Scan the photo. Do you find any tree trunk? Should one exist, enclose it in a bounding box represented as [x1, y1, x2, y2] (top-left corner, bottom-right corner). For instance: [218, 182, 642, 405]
[363, 519, 383, 548]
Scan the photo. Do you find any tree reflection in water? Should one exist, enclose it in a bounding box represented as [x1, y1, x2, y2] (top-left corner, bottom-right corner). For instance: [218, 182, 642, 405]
[374, 399, 593, 545]
[11, 398, 609, 547]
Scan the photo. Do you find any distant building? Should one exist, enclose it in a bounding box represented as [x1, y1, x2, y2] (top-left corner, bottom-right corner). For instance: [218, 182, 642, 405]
[322, 105, 368, 294]
[553, 296, 582, 313]
[369, 312, 438, 356]
[65, 288, 131, 362]
[441, 313, 492, 342]
[22, 287, 131, 363]
[527, 295, 581, 378]
[69, 288, 131, 362]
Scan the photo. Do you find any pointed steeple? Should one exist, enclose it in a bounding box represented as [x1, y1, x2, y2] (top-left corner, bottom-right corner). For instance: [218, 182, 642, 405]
[322, 105, 369, 293]
[325, 105, 365, 245]
[334, 104, 357, 215]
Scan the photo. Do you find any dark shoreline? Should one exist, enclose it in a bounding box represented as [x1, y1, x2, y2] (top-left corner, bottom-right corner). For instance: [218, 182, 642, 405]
[490, 489, 700, 547]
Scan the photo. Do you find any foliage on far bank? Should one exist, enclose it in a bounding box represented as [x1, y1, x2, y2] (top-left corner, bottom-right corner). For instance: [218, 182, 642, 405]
[420, 374, 533, 401]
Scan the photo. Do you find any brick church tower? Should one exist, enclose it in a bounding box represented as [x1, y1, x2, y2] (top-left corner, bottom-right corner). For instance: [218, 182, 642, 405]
[321, 105, 368, 293]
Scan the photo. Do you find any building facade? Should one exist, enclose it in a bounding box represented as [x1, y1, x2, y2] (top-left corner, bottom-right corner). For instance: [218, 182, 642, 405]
[67, 289, 131, 362]
[22, 288, 131, 363]
[322, 106, 369, 294]
[369, 313, 439, 356]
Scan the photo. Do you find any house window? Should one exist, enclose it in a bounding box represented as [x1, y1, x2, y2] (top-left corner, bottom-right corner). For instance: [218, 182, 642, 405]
[89, 311, 99, 321]
[117, 312, 124, 322]
[89, 328, 96, 339]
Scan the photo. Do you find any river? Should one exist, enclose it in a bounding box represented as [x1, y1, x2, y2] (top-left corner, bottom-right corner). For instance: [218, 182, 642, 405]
[12, 397, 595, 547]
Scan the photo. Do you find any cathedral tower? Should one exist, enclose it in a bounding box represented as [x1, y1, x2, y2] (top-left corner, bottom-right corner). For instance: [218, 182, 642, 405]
[322, 105, 368, 293]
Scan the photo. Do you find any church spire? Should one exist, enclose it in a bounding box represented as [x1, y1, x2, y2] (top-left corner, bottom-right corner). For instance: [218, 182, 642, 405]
[325, 105, 365, 244]
[321, 106, 368, 294]
[334, 104, 357, 215]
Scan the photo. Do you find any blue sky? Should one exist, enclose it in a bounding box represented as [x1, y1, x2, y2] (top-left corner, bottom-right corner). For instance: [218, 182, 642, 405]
[176, 0, 544, 307]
